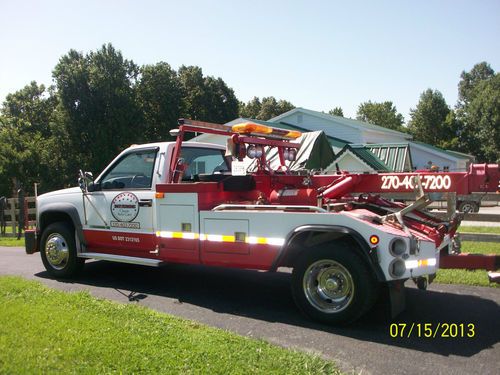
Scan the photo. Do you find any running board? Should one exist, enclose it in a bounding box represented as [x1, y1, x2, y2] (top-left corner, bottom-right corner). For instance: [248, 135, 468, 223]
[78, 252, 163, 267]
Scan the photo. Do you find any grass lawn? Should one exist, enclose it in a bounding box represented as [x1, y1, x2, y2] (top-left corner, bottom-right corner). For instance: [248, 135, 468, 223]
[458, 226, 500, 234]
[435, 241, 500, 288]
[0, 276, 339, 374]
[0, 226, 26, 247]
[0, 236, 24, 247]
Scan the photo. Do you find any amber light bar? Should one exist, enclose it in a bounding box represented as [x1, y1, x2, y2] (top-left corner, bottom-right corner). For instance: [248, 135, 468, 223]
[232, 122, 302, 139]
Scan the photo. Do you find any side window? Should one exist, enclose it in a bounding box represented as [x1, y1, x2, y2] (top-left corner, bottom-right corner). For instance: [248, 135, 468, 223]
[180, 147, 229, 180]
[100, 149, 158, 190]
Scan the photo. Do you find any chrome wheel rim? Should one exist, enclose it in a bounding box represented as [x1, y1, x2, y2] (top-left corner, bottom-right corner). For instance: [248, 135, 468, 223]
[461, 203, 474, 213]
[44, 233, 69, 270]
[303, 259, 354, 313]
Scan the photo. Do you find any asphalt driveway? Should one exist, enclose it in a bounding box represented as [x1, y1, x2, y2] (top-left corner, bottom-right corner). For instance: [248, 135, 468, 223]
[1, 246, 499, 374]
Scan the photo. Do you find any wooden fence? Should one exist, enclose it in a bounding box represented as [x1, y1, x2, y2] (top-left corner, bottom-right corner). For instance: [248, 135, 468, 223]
[1, 196, 36, 236]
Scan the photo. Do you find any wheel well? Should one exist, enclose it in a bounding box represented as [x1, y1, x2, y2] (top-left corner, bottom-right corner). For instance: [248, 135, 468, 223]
[278, 231, 358, 266]
[40, 211, 75, 234]
[275, 229, 384, 281]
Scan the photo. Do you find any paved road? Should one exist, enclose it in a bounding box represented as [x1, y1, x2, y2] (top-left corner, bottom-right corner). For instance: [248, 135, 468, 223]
[1, 246, 499, 375]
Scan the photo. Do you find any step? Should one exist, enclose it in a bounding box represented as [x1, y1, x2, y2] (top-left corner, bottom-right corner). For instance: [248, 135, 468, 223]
[78, 252, 163, 267]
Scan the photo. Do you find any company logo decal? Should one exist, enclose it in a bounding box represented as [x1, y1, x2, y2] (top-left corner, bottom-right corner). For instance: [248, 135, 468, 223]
[111, 192, 139, 222]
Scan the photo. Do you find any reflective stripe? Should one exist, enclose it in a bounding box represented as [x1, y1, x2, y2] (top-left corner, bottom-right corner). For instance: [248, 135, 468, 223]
[263, 237, 285, 246]
[405, 258, 437, 269]
[156, 231, 199, 240]
[156, 231, 284, 246]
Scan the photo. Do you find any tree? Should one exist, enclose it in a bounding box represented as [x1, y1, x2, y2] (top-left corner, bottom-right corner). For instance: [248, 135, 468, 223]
[458, 62, 495, 105]
[1, 81, 57, 137]
[239, 96, 295, 120]
[178, 65, 239, 124]
[52, 44, 141, 175]
[203, 76, 239, 124]
[136, 62, 183, 141]
[459, 74, 500, 162]
[407, 89, 456, 148]
[328, 107, 344, 117]
[0, 82, 61, 196]
[239, 96, 261, 118]
[356, 101, 405, 131]
[456, 62, 499, 162]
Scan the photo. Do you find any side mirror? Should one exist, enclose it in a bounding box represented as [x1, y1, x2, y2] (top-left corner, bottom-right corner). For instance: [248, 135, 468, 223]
[86, 182, 100, 192]
[78, 170, 94, 193]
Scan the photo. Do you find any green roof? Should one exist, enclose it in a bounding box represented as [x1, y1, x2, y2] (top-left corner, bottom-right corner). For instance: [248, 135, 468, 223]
[364, 143, 413, 172]
[333, 144, 390, 172]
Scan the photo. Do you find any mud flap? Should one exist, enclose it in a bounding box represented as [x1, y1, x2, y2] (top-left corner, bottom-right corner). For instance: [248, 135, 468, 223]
[388, 280, 406, 318]
[25, 230, 38, 254]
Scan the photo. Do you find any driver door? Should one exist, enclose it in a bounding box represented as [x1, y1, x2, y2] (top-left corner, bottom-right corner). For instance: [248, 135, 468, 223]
[83, 147, 159, 257]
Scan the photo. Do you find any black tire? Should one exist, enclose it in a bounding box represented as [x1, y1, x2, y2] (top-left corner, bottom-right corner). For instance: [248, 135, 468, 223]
[40, 222, 84, 278]
[458, 201, 479, 213]
[291, 245, 379, 325]
[416, 277, 428, 290]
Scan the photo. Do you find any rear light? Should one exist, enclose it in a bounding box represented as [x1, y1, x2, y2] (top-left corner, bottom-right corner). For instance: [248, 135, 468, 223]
[369, 235, 379, 245]
[389, 259, 406, 277]
[247, 145, 264, 159]
[284, 148, 297, 161]
[389, 238, 407, 256]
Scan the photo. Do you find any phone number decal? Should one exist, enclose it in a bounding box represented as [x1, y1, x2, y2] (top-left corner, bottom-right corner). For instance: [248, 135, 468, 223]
[389, 323, 475, 338]
[381, 175, 452, 190]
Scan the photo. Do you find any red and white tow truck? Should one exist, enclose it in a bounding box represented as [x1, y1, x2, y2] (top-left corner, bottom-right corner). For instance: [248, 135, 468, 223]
[25, 119, 500, 324]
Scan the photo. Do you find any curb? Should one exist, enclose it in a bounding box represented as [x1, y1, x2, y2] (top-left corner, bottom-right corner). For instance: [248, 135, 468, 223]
[459, 233, 500, 243]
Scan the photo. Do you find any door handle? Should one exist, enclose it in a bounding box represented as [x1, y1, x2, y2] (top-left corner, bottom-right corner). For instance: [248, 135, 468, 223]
[139, 199, 153, 207]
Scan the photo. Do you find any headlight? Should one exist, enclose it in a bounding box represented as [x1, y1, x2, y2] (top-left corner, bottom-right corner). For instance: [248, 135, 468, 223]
[389, 259, 406, 277]
[390, 238, 407, 257]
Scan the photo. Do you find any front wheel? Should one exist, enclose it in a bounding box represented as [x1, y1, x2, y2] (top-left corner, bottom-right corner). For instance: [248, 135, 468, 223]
[291, 246, 379, 325]
[40, 222, 84, 278]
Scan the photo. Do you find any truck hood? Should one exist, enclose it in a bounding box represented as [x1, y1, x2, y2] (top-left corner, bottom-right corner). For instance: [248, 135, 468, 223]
[38, 187, 82, 199]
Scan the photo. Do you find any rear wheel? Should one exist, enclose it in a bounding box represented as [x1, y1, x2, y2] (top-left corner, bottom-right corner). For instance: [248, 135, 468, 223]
[291, 246, 378, 325]
[458, 201, 479, 213]
[40, 222, 84, 278]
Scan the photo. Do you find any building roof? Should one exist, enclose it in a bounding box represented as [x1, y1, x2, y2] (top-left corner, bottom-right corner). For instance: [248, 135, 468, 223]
[409, 141, 467, 161]
[269, 107, 412, 139]
[440, 149, 475, 162]
[364, 143, 413, 172]
[332, 144, 390, 172]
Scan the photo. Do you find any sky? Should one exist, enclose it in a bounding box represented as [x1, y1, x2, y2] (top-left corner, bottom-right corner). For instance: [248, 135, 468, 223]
[0, 0, 499, 121]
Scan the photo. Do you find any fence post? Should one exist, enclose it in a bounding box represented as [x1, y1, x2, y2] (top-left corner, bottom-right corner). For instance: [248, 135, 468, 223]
[0, 196, 6, 235]
[9, 198, 16, 236]
[17, 188, 24, 240]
